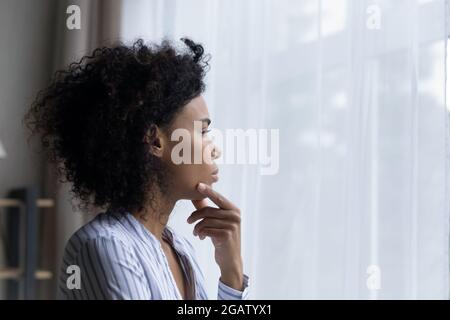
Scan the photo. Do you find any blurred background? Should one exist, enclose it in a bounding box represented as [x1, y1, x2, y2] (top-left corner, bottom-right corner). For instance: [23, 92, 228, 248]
[0, 0, 448, 299]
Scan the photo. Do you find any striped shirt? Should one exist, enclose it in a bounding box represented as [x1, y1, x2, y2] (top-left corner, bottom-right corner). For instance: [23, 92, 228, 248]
[57, 210, 250, 300]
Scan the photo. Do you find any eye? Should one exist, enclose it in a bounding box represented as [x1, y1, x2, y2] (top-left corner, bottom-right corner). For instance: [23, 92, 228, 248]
[202, 128, 211, 135]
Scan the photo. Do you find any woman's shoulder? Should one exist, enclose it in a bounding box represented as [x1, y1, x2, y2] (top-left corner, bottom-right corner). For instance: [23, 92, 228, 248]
[65, 212, 132, 255]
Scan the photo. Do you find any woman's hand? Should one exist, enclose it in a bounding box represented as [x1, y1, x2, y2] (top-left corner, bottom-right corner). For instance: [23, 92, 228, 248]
[188, 183, 244, 291]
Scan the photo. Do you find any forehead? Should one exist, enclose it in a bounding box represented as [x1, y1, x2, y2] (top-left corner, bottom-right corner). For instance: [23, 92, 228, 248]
[174, 95, 210, 124]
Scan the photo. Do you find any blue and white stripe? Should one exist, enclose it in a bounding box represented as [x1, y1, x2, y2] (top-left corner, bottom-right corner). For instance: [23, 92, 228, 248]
[57, 210, 250, 300]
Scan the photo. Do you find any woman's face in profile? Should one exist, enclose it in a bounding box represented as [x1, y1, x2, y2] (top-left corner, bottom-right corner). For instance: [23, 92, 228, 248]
[160, 95, 220, 201]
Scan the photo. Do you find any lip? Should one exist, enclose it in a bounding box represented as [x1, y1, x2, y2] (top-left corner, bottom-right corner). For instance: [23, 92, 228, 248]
[211, 168, 219, 182]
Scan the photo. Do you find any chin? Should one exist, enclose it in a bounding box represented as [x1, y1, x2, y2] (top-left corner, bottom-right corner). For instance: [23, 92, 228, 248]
[211, 174, 219, 183]
[199, 174, 219, 186]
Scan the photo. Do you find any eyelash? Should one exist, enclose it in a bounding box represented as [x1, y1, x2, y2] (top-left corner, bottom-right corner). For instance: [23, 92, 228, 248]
[202, 128, 211, 135]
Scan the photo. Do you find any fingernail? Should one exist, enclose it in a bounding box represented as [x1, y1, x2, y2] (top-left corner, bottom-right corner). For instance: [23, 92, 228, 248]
[197, 183, 206, 191]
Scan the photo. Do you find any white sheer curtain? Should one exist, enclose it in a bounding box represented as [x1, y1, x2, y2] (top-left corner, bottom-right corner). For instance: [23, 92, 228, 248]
[118, 0, 449, 299]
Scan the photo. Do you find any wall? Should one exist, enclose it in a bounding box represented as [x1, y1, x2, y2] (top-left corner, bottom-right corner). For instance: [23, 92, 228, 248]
[0, 0, 57, 299]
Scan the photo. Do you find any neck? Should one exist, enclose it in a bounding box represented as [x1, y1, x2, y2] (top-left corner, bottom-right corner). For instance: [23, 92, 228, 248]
[132, 189, 177, 244]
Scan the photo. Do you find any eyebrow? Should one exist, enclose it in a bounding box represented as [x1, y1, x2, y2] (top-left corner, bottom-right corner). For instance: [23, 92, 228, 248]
[199, 118, 211, 126]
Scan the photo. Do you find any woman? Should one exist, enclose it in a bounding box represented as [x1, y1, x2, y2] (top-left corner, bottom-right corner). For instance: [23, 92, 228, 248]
[24, 38, 249, 300]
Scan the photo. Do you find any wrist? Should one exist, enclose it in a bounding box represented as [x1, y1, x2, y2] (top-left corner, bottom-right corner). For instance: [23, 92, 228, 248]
[219, 260, 244, 291]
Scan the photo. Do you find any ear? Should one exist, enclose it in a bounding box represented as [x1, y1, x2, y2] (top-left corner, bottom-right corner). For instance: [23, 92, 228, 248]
[143, 125, 166, 158]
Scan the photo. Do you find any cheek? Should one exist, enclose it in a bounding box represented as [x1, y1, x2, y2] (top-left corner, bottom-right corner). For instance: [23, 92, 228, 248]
[164, 136, 215, 195]
[170, 162, 207, 186]
[187, 134, 213, 164]
[199, 139, 215, 165]
[170, 163, 209, 200]
[184, 163, 211, 182]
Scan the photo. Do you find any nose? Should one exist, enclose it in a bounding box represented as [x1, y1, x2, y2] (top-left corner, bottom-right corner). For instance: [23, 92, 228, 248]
[212, 145, 221, 160]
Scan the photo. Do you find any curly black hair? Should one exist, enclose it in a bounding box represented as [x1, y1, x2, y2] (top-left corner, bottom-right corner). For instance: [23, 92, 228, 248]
[24, 38, 210, 215]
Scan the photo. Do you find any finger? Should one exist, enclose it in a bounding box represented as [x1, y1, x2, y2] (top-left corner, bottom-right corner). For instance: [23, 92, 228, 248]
[187, 207, 221, 224]
[191, 198, 208, 210]
[193, 218, 234, 236]
[187, 207, 240, 224]
[197, 227, 230, 241]
[196, 183, 237, 210]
